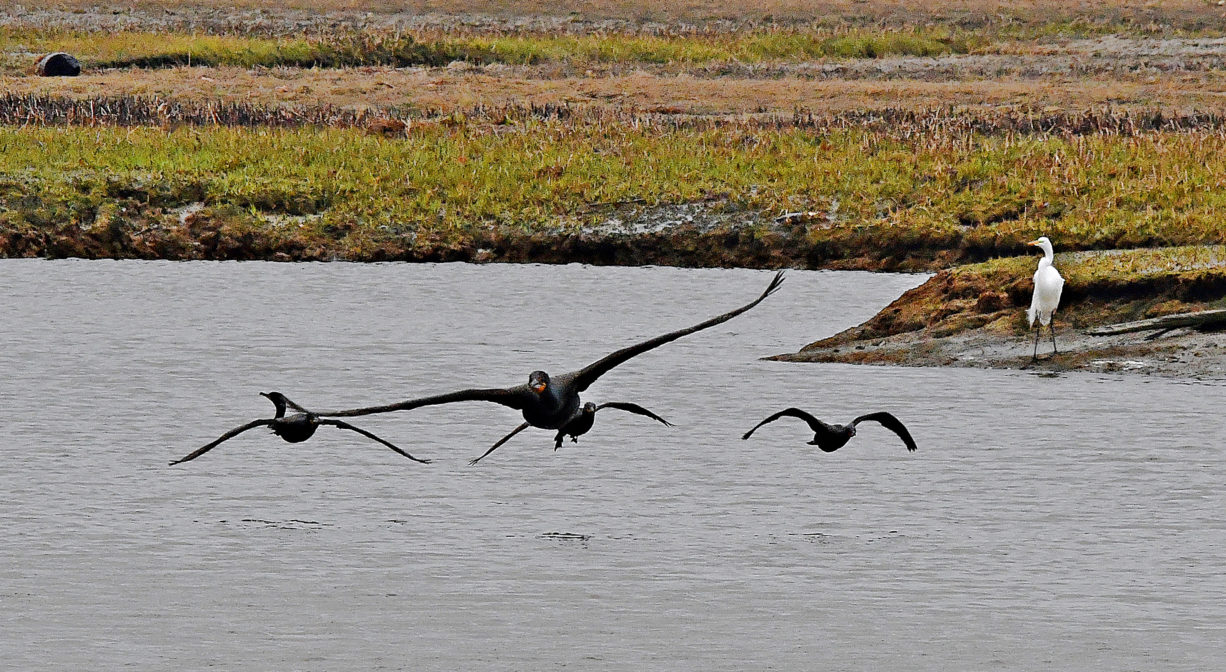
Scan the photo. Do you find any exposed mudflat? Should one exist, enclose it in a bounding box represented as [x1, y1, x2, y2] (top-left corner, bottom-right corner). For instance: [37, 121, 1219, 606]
[772, 253, 1226, 379]
[773, 323, 1226, 380]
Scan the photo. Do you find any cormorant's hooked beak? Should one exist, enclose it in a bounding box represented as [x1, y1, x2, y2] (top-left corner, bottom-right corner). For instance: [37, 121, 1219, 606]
[528, 373, 549, 394]
[259, 391, 287, 418]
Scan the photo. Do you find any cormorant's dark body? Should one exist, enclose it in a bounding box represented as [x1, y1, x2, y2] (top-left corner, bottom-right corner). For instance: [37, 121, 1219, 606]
[553, 401, 671, 449]
[170, 392, 430, 466]
[469, 401, 672, 465]
[742, 408, 917, 453]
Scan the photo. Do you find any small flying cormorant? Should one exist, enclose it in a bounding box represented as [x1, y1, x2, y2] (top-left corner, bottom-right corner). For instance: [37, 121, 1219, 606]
[741, 408, 917, 453]
[470, 401, 672, 465]
[169, 392, 430, 466]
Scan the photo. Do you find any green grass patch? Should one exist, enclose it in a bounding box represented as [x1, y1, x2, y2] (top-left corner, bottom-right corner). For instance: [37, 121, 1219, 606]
[0, 29, 483, 69]
[0, 26, 980, 71]
[1, 122, 1225, 262]
[955, 245, 1226, 290]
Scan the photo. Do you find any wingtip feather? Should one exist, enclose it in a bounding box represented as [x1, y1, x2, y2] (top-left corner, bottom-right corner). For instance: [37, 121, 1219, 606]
[765, 269, 785, 297]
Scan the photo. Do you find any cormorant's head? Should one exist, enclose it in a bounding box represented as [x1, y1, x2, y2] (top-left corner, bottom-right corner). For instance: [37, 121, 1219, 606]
[260, 391, 288, 418]
[582, 402, 597, 415]
[528, 371, 550, 395]
[848, 425, 856, 437]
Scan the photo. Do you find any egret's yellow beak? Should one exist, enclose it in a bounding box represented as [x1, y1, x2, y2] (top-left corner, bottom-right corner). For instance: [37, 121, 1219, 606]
[1027, 239, 1041, 246]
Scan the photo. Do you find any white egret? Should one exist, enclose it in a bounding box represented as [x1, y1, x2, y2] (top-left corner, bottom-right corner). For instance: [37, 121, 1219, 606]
[1026, 236, 1065, 361]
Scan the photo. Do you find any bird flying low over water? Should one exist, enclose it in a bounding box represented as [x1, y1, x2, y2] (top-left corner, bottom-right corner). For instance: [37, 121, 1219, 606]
[554, 401, 672, 450]
[169, 392, 431, 466]
[741, 408, 917, 453]
[1026, 236, 1065, 362]
[308, 270, 785, 433]
[470, 401, 672, 465]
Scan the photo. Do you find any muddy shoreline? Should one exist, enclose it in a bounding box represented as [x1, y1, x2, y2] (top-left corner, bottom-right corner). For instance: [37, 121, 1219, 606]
[4, 199, 1224, 379]
[6, 214, 1223, 380]
[772, 324, 1226, 380]
[771, 258, 1226, 380]
[0, 200, 976, 271]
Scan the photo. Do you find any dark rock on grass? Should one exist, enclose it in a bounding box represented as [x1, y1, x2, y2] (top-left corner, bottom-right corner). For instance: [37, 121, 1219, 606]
[35, 52, 82, 77]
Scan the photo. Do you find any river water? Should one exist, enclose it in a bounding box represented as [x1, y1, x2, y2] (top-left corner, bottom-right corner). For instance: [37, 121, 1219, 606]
[1, 260, 1223, 670]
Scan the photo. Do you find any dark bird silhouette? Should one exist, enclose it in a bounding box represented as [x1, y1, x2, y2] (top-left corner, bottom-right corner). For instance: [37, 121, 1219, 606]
[741, 408, 917, 453]
[310, 271, 784, 432]
[555, 401, 672, 449]
[169, 392, 431, 466]
[470, 401, 672, 465]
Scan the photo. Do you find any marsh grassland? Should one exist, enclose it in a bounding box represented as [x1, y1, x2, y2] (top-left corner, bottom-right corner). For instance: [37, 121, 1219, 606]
[2, 0, 1225, 372]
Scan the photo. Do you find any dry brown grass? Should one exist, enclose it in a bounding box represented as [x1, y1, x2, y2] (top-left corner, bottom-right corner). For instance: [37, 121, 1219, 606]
[6, 0, 1225, 116]
[4, 65, 1225, 117]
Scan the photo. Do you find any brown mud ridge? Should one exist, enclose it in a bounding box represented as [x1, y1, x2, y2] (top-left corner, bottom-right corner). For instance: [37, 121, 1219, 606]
[0, 194, 1044, 271]
[0, 202, 875, 269]
[772, 263, 1226, 379]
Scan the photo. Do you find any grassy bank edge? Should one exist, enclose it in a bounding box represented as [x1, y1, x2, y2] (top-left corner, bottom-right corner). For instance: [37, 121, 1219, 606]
[783, 245, 1226, 359]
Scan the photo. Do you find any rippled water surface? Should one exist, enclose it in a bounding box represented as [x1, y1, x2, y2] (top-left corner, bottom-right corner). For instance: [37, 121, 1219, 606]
[2, 260, 1224, 670]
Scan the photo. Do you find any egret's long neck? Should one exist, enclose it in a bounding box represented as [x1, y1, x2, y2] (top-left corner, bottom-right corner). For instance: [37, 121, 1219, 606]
[1040, 242, 1054, 264]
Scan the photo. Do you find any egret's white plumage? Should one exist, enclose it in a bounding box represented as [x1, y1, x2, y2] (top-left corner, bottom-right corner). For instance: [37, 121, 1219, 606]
[1026, 236, 1064, 360]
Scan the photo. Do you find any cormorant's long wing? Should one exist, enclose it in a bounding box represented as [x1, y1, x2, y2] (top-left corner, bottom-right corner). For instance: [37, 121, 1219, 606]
[320, 419, 432, 464]
[315, 386, 531, 418]
[741, 407, 823, 440]
[170, 419, 272, 465]
[596, 401, 673, 426]
[563, 271, 784, 393]
[851, 412, 918, 452]
[470, 422, 531, 465]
